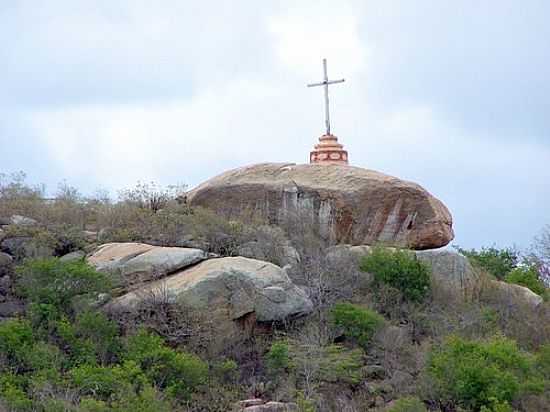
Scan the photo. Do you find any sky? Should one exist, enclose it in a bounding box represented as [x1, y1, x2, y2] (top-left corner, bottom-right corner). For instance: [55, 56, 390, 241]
[1, 0, 549, 249]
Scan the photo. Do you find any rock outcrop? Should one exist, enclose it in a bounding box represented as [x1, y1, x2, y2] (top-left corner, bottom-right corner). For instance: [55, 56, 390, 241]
[187, 163, 453, 250]
[108, 256, 312, 322]
[88, 242, 208, 287]
[326, 245, 543, 308]
[86, 243, 313, 342]
[416, 249, 482, 302]
[237, 399, 299, 411]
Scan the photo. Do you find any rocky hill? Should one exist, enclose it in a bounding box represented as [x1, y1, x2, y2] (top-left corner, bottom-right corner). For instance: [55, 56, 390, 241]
[0, 170, 548, 412]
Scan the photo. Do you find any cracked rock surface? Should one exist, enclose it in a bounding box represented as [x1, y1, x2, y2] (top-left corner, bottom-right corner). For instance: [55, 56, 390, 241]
[186, 162, 454, 250]
[108, 256, 313, 322]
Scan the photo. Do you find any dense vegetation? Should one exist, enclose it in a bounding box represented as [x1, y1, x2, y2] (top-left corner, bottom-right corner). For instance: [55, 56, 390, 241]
[0, 172, 549, 411]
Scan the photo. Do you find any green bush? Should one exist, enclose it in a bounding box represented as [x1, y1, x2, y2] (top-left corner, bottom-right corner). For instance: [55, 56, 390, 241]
[211, 359, 239, 384]
[456, 246, 519, 280]
[74, 311, 121, 365]
[16, 258, 111, 316]
[387, 397, 427, 412]
[69, 364, 127, 400]
[505, 266, 547, 297]
[360, 247, 431, 302]
[265, 341, 290, 373]
[428, 335, 543, 411]
[69, 360, 148, 402]
[331, 303, 384, 349]
[125, 329, 208, 400]
[0, 373, 32, 411]
[0, 319, 35, 373]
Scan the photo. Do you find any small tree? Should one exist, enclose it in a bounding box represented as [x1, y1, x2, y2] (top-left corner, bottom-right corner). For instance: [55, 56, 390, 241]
[505, 266, 547, 297]
[118, 181, 187, 213]
[530, 225, 550, 287]
[360, 247, 431, 302]
[331, 303, 384, 349]
[428, 335, 543, 411]
[456, 245, 519, 280]
[15, 258, 111, 316]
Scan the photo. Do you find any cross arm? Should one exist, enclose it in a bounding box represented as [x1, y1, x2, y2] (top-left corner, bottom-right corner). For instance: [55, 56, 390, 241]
[307, 79, 345, 87]
[307, 81, 325, 87]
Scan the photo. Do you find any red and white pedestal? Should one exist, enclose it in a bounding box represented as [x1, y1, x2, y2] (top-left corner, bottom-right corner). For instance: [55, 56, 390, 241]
[309, 134, 348, 165]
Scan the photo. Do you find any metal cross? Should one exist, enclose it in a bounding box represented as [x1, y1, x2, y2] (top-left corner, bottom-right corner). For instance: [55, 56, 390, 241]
[307, 58, 345, 135]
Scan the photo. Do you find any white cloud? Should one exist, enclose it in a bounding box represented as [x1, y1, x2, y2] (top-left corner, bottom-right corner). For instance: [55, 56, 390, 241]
[4, 0, 550, 249]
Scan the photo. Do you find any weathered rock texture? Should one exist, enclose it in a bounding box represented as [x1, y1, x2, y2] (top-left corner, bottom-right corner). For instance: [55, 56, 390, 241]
[88, 242, 208, 288]
[187, 163, 453, 250]
[326, 245, 543, 308]
[109, 256, 312, 322]
[87, 243, 312, 344]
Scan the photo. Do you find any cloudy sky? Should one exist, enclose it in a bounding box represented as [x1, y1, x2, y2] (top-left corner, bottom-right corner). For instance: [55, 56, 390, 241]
[1, 0, 549, 249]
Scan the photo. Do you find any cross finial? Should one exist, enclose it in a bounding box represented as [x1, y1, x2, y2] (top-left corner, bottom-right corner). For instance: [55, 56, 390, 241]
[307, 58, 345, 135]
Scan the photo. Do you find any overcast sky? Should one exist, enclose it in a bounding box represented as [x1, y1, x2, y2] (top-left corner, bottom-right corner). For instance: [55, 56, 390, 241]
[1, 0, 549, 249]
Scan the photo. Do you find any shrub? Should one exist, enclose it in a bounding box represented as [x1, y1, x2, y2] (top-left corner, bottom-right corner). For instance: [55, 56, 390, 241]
[125, 329, 208, 400]
[69, 364, 126, 400]
[288, 342, 364, 387]
[16, 258, 111, 315]
[505, 266, 547, 297]
[0, 373, 32, 411]
[74, 311, 121, 364]
[0, 319, 35, 373]
[330, 303, 384, 349]
[387, 397, 427, 412]
[428, 335, 543, 411]
[360, 247, 431, 302]
[211, 359, 239, 384]
[265, 341, 290, 373]
[456, 246, 519, 280]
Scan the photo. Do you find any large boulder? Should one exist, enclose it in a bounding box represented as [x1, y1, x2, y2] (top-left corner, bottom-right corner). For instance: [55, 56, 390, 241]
[8, 215, 38, 226]
[87, 243, 208, 287]
[109, 256, 313, 323]
[0, 236, 54, 261]
[483, 280, 543, 309]
[239, 401, 299, 412]
[0, 252, 13, 277]
[186, 163, 453, 250]
[415, 249, 482, 302]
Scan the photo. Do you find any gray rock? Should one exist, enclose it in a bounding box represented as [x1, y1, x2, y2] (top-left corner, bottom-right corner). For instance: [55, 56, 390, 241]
[110, 256, 313, 323]
[9, 215, 38, 226]
[87, 243, 208, 286]
[242, 401, 299, 412]
[485, 280, 543, 309]
[0, 252, 13, 277]
[238, 399, 264, 408]
[0, 217, 11, 226]
[0, 300, 25, 318]
[59, 250, 86, 262]
[0, 275, 12, 294]
[82, 231, 98, 242]
[0, 228, 5, 242]
[1, 237, 54, 261]
[416, 249, 482, 302]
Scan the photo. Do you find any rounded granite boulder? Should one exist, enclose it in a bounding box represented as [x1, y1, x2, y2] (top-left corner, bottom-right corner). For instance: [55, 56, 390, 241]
[187, 163, 454, 250]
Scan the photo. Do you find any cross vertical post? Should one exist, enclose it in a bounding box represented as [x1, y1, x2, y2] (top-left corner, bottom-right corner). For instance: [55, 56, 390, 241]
[323, 58, 330, 135]
[307, 58, 345, 136]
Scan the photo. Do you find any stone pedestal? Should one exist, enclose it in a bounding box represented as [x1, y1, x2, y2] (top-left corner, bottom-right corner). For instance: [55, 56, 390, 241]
[309, 134, 348, 165]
